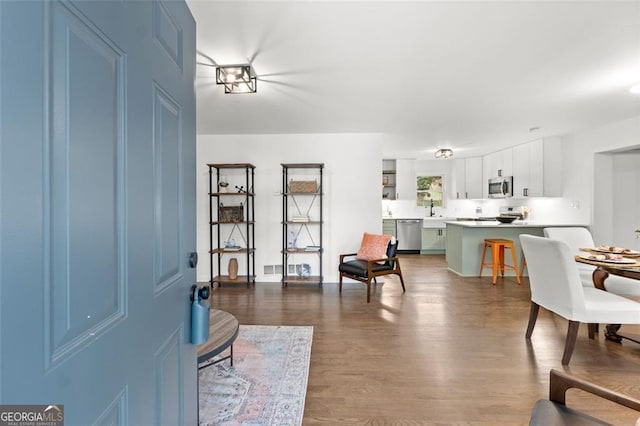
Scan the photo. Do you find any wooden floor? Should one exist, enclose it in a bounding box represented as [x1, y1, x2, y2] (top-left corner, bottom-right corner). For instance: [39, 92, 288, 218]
[206, 254, 640, 425]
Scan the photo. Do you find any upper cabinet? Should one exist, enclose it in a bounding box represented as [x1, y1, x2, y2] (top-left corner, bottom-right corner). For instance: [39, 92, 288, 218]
[513, 141, 543, 197]
[512, 137, 562, 198]
[542, 136, 563, 197]
[453, 157, 483, 199]
[483, 148, 513, 179]
[396, 159, 416, 200]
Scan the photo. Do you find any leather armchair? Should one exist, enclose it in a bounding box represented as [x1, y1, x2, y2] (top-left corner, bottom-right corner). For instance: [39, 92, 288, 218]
[338, 239, 405, 303]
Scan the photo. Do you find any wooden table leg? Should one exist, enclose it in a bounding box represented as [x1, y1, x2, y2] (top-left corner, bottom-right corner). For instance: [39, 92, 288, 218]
[592, 267, 609, 291]
[593, 267, 630, 343]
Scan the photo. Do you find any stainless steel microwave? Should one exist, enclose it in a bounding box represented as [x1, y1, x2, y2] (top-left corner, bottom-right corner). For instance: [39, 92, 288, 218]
[488, 176, 513, 198]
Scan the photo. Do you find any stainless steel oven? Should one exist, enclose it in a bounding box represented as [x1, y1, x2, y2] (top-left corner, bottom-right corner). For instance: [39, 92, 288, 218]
[488, 176, 513, 198]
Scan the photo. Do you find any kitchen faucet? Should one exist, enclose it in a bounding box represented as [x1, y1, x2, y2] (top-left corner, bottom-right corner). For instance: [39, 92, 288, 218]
[429, 199, 435, 217]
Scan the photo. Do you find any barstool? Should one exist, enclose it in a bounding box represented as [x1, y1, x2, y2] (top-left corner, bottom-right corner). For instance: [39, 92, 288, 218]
[479, 238, 521, 284]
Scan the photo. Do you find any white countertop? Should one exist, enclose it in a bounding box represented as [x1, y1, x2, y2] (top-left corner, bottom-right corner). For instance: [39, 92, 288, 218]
[446, 220, 587, 228]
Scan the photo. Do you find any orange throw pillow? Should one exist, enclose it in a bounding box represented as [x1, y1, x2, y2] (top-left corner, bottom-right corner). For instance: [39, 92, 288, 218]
[356, 232, 392, 263]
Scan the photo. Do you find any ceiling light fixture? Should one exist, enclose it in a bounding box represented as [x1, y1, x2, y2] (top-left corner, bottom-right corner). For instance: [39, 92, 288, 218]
[216, 65, 257, 94]
[434, 148, 453, 159]
[630, 83, 640, 95]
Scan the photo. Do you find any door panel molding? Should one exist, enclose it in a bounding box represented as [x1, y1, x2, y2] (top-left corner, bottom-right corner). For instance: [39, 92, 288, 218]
[153, 0, 183, 73]
[154, 326, 184, 426]
[152, 83, 184, 296]
[45, 0, 126, 369]
[92, 387, 128, 426]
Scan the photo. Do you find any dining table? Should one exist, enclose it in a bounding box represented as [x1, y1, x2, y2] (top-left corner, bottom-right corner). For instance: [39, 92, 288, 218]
[575, 253, 640, 343]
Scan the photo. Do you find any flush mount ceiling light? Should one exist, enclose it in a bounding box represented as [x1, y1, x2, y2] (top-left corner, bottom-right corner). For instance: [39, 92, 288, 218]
[434, 148, 453, 159]
[630, 83, 640, 95]
[216, 65, 257, 94]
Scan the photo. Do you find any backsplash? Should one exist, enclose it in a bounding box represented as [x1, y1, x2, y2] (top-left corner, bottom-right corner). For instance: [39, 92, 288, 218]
[383, 197, 587, 224]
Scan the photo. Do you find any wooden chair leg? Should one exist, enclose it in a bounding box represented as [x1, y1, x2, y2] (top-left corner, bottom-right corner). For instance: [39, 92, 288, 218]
[525, 302, 539, 339]
[339, 273, 343, 293]
[398, 272, 406, 293]
[562, 321, 580, 365]
[588, 323, 598, 339]
[366, 280, 371, 303]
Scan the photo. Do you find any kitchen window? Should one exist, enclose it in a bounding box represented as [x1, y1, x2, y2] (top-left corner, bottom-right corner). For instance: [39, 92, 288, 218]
[417, 175, 444, 207]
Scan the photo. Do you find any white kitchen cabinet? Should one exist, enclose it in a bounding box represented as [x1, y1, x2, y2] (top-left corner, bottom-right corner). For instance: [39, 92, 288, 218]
[395, 159, 415, 200]
[382, 219, 397, 237]
[453, 157, 483, 199]
[499, 148, 513, 177]
[542, 136, 562, 197]
[511, 137, 562, 198]
[453, 159, 465, 199]
[483, 148, 513, 191]
[465, 157, 483, 199]
[513, 140, 543, 197]
[422, 227, 446, 252]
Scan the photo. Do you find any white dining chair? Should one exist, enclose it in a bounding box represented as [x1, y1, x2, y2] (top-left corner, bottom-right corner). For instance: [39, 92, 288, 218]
[520, 234, 640, 365]
[543, 227, 640, 297]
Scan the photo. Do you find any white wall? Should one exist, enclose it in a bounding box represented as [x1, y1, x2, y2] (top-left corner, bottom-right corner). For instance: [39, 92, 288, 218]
[197, 133, 384, 283]
[610, 153, 640, 250]
[564, 115, 640, 245]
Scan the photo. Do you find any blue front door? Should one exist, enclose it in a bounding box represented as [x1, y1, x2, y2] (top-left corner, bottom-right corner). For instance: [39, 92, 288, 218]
[0, 1, 197, 424]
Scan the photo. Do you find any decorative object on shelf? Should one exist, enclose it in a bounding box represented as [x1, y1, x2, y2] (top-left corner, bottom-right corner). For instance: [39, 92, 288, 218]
[228, 258, 238, 280]
[219, 203, 244, 222]
[216, 65, 257, 94]
[434, 148, 453, 159]
[288, 230, 298, 249]
[383, 175, 389, 185]
[219, 176, 229, 192]
[224, 239, 240, 250]
[298, 263, 311, 278]
[289, 179, 317, 193]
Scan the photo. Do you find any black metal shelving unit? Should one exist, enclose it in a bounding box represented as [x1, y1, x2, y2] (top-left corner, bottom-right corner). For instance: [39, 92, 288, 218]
[208, 163, 256, 287]
[281, 163, 324, 287]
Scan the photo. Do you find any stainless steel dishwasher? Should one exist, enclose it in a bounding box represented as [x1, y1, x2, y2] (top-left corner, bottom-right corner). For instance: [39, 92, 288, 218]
[396, 219, 422, 253]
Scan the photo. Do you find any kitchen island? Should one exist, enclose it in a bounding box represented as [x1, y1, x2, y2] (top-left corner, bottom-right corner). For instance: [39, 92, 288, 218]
[446, 221, 587, 278]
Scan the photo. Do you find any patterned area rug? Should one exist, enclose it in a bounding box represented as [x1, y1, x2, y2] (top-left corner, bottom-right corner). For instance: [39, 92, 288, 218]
[199, 325, 313, 426]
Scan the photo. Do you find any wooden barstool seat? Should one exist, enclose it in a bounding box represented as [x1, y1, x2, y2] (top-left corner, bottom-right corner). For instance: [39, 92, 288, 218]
[479, 238, 521, 285]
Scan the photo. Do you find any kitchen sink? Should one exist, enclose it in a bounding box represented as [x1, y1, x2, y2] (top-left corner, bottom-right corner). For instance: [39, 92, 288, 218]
[422, 217, 453, 228]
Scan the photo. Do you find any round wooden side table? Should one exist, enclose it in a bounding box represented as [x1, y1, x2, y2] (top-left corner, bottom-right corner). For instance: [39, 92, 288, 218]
[197, 309, 239, 369]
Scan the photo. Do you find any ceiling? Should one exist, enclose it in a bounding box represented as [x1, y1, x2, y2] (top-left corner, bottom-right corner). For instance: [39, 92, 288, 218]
[188, 0, 640, 159]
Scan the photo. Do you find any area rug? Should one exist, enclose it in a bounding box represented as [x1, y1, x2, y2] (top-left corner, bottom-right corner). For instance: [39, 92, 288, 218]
[198, 325, 313, 426]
